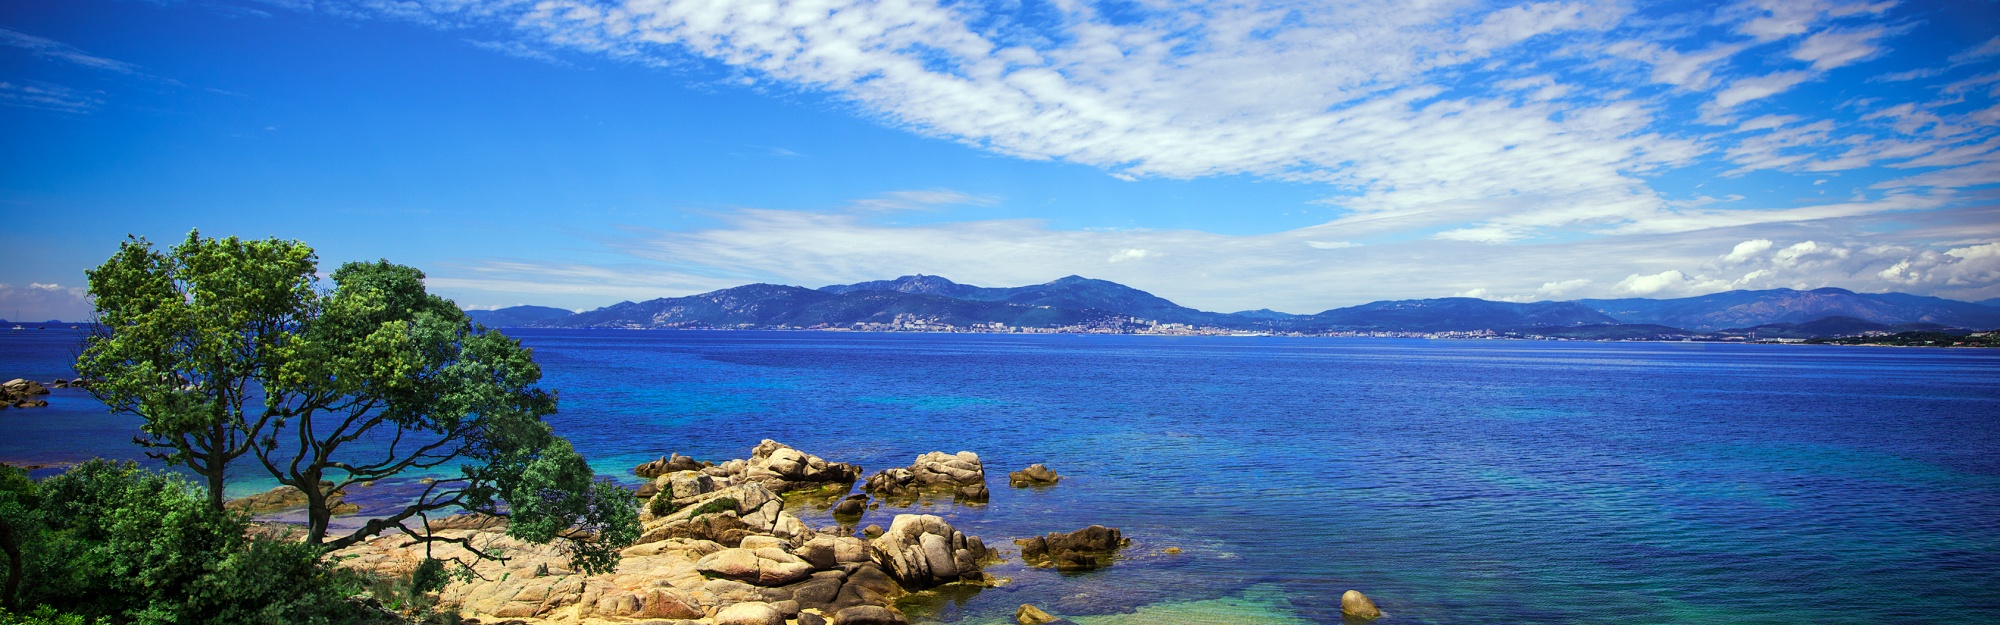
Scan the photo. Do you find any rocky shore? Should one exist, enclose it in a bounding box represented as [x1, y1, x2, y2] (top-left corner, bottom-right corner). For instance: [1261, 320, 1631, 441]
[332, 441, 1020, 625]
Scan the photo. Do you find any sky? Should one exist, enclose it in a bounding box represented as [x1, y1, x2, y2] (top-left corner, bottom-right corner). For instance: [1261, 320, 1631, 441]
[2, 0, 1998, 320]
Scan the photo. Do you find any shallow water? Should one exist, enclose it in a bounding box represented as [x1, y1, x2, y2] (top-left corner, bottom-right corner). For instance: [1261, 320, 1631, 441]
[5, 328, 1999, 623]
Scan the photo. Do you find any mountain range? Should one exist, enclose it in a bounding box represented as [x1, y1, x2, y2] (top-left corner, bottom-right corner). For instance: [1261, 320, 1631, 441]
[469, 274, 2000, 338]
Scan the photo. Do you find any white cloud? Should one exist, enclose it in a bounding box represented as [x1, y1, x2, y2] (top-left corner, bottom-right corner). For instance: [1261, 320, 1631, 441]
[1106, 248, 1152, 263]
[1723, 239, 1775, 263]
[1789, 27, 1888, 71]
[0, 283, 93, 322]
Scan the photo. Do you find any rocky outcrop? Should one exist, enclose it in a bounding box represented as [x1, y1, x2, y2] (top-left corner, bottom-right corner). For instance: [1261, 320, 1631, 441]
[709, 440, 864, 494]
[1015, 525, 1127, 571]
[1341, 590, 1382, 619]
[1007, 464, 1061, 487]
[224, 481, 361, 515]
[332, 442, 1000, 625]
[861, 451, 988, 502]
[2, 378, 52, 409]
[868, 514, 992, 590]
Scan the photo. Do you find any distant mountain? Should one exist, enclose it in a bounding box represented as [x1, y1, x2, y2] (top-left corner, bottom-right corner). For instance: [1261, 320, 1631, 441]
[465, 305, 576, 327]
[1581, 288, 2000, 331]
[821, 275, 1235, 326]
[818, 275, 978, 298]
[548, 283, 1114, 329]
[1980, 298, 2000, 308]
[507, 275, 2000, 337]
[1229, 309, 1300, 320]
[1294, 298, 1616, 332]
[1709, 316, 1958, 340]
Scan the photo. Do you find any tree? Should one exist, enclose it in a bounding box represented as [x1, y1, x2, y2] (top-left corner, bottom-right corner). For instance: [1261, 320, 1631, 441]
[78, 232, 637, 570]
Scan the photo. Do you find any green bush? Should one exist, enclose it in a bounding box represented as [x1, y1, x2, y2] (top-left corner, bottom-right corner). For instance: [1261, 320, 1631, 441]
[688, 497, 738, 518]
[4, 461, 378, 624]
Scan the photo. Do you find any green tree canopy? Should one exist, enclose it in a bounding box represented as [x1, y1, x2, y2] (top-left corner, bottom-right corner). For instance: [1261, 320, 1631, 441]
[76, 231, 636, 571]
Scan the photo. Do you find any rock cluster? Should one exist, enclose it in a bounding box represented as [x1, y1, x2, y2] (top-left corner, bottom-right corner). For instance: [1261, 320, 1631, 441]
[861, 451, 989, 502]
[867, 514, 993, 590]
[1006, 464, 1061, 487]
[335, 441, 994, 624]
[2, 378, 53, 409]
[651, 440, 864, 496]
[1015, 525, 1128, 571]
[635, 452, 709, 479]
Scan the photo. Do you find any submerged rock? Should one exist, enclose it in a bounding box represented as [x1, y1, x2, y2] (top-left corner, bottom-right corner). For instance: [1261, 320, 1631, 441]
[1341, 590, 1382, 620]
[1016, 603, 1059, 624]
[1015, 525, 1128, 571]
[1007, 464, 1062, 487]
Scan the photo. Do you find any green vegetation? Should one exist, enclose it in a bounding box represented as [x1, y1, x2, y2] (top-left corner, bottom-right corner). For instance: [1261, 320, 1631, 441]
[77, 231, 637, 568]
[1805, 331, 2000, 347]
[688, 497, 738, 518]
[0, 462, 376, 624]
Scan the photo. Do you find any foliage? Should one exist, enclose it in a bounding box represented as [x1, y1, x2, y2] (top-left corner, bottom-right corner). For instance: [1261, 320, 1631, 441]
[647, 493, 680, 518]
[78, 231, 638, 572]
[688, 497, 738, 519]
[78, 232, 318, 510]
[0, 605, 101, 625]
[6, 461, 373, 624]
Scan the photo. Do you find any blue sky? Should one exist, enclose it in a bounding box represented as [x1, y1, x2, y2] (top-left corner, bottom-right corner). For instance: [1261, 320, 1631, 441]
[2, 0, 1997, 320]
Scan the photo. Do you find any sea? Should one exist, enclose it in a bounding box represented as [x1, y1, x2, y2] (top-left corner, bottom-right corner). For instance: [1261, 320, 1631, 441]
[4, 327, 1998, 624]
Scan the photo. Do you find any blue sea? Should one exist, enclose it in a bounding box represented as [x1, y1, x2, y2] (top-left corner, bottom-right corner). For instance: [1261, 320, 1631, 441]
[5, 327, 1999, 624]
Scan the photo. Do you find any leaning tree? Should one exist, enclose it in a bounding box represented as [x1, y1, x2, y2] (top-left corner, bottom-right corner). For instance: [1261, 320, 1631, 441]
[78, 231, 636, 571]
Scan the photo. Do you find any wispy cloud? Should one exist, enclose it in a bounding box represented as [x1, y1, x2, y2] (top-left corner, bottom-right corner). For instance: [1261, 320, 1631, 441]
[846, 189, 998, 212]
[0, 80, 100, 113]
[0, 28, 146, 74]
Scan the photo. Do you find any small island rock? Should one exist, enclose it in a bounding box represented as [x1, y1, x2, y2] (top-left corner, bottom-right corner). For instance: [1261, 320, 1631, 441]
[1007, 464, 1061, 487]
[1341, 590, 1382, 620]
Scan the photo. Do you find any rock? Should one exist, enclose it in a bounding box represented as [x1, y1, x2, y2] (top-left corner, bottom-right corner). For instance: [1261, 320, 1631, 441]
[224, 481, 361, 515]
[954, 482, 989, 502]
[714, 601, 785, 625]
[714, 440, 865, 494]
[49, 379, 67, 388]
[695, 547, 813, 586]
[1016, 604, 1058, 624]
[1341, 590, 1382, 620]
[868, 514, 990, 590]
[799, 612, 830, 625]
[1007, 464, 1062, 487]
[832, 605, 909, 625]
[1015, 525, 1127, 571]
[2, 379, 49, 396]
[862, 524, 884, 539]
[861, 451, 986, 502]
[833, 494, 869, 517]
[635, 452, 708, 478]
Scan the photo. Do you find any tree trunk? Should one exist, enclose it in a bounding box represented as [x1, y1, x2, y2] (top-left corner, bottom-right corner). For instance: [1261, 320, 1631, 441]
[205, 421, 228, 511]
[304, 474, 328, 545]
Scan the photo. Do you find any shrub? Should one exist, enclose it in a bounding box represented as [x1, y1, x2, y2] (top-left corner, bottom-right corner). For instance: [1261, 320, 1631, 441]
[8, 461, 377, 624]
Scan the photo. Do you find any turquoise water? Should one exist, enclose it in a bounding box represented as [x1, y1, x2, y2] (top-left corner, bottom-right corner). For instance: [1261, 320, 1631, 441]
[4, 328, 1998, 623]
